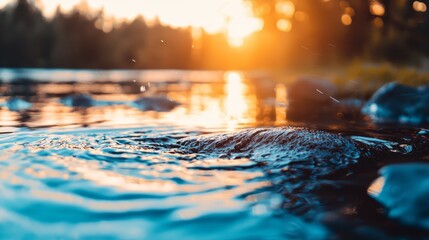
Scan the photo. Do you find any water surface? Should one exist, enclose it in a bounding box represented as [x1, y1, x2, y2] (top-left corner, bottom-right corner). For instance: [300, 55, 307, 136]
[0, 69, 428, 239]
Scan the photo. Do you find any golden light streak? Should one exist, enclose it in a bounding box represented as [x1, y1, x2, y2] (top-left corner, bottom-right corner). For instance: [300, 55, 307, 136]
[224, 71, 248, 130]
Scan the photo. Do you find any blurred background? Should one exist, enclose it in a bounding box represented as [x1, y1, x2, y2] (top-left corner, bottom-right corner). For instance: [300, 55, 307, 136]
[1, 0, 429, 132]
[0, 0, 428, 71]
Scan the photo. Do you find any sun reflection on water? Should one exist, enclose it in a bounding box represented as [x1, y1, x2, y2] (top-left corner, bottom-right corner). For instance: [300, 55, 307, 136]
[368, 176, 385, 197]
[0, 70, 284, 133]
[224, 71, 250, 130]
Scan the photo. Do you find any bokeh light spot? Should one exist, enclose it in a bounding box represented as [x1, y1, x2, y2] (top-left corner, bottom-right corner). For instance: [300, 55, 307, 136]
[370, 1, 385, 16]
[341, 14, 352, 26]
[413, 1, 427, 12]
[275, 1, 295, 17]
[277, 19, 292, 32]
[294, 11, 309, 22]
[373, 17, 384, 28]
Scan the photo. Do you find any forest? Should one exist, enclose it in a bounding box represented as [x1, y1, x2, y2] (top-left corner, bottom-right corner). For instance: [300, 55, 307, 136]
[0, 0, 428, 70]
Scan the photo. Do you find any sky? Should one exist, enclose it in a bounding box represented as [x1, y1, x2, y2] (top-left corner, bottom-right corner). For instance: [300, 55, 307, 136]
[0, 0, 260, 33]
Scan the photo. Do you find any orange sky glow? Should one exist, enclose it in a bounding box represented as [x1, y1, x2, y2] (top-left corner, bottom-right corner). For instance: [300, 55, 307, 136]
[0, 0, 263, 46]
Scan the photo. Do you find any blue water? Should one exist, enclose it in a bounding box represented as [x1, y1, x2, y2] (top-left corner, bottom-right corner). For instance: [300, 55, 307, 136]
[0, 127, 327, 239]
[1, 69, 428, 239]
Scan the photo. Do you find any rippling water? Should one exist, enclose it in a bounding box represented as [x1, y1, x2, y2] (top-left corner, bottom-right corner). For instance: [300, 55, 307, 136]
[0, 69, 428, 239]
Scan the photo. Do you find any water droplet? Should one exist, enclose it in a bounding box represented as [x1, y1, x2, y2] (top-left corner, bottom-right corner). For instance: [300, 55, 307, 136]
[329, 96, 340, 103]
[316, 89, 324, 95]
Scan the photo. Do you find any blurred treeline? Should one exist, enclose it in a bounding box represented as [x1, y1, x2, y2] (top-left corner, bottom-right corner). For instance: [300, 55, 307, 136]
[0, 0, 428, 70]
[0, 0, 193, 69]
[249, 0, 429, 68]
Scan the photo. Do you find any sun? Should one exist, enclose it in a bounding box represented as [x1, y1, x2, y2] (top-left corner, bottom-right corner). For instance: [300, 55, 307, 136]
[218, 0, 264, 47]
[25, 0, 262, 47]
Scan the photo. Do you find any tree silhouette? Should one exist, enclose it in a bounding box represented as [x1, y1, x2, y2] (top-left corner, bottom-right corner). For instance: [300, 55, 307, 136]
[0, 0, 428, 70]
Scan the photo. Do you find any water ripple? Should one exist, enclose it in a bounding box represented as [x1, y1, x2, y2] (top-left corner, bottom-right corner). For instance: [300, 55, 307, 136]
[0, 127, 325, 239]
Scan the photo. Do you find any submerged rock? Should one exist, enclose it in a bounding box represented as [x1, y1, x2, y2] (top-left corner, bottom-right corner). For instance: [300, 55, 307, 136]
[369, 163, 429, 230]
[179, 127, 361, 175]
[287, 77, 337, 121]
[4, 97, 32, 112]
[362, 82, 429, 125]
[178, 127, 429, 215]
[288, 77, 336, 103]
[132, 96, 180, 112]
[179, 127, 363, 211]
[178, 127, 424, 177]
[59, 94, 181, 111]
[60, 94, 94, 108]
[181, 127, 360, 214]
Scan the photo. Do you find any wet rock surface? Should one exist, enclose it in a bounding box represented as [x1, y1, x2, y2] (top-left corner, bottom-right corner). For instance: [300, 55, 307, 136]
[286, 80, 429, 126]
[286, 78, 364, 122]
[369, 163, 429, 230]
[1, 97, 32, 111]
[132, 96, 180, 112]
[60, 94, 95, 107]
[59, 94, 180, 112]
[178, 126, 429, 225]
[287, 77, 337, 121]
[362, 82, 429, 125]
[179, 127, 361, 174]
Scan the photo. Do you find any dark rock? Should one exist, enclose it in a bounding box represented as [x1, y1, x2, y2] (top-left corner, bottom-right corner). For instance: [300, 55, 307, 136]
[60, 94, 94, 108]
[362, 82, 429, 125]
[132, 96, 180, 112]
[335, 98, 365, 121]
[178, 127, 428, 215]
[286, 77, 364, 122]
[369, 163, 429, 230]
[178, 127, 361, 211]
[4, 97, 32, 112]
[287, 77, 337, 121]
[178, 127, 424, 177]
[59, 94, 180, 111]
[288, 77, 336, 102]
[178, 127, 361, 175]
